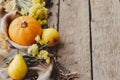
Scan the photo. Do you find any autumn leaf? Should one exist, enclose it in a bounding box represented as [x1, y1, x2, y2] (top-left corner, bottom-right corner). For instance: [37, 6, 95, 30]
[4, 0, 17, 12]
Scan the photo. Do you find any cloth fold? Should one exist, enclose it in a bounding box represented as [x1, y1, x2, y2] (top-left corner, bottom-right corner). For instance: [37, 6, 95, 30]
[0, 68, 12, 80]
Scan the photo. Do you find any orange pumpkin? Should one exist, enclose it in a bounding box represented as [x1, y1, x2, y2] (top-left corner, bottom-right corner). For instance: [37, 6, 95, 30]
[8, 16, 42, 46]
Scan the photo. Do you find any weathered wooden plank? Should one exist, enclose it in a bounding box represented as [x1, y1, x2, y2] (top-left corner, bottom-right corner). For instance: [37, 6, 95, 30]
[58, 0, 91, 80]
[91, 0, 120, 80]
[47, 0, 59, 29]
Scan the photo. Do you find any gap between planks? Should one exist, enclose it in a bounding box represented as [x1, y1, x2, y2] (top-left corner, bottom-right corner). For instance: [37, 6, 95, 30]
[88, 0, 93, 80]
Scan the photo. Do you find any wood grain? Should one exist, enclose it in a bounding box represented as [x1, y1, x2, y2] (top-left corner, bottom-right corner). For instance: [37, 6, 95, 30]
[47, 0, 59, 29]
[91, 0, 120, 80]
[58, 0, 91, 80]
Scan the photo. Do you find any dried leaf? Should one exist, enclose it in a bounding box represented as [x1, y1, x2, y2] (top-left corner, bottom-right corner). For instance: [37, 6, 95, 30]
[4, 0, 17, 12]
[0, 32, 9, 51]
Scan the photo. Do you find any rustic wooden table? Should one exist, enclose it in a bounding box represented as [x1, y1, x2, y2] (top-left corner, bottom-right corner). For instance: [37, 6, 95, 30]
[49, 0, 120, 80]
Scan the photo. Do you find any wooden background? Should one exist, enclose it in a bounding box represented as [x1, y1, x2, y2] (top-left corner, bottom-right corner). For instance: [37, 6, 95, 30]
[49, 0, 120, 80]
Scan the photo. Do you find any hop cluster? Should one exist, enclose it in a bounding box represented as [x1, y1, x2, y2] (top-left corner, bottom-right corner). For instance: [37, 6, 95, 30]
[38, 50, 50, 64]
[27, 35, 50, 64]
[32, 0, 45, 6]
[27, 44, 39, 56]
[29, 4, 48, 19]
[29, 0, 48, 25]
[35, 35, 45, 45]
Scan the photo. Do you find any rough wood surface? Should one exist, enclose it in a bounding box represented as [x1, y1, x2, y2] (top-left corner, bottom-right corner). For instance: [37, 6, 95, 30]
[91, 0, 120, 80]
[47, 0, 59, 29]
[58, 0, 91, 80]
[1, 0, 120, 80]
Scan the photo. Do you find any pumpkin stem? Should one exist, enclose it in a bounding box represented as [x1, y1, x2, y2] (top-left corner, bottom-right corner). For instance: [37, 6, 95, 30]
[21, 21, 27, 28]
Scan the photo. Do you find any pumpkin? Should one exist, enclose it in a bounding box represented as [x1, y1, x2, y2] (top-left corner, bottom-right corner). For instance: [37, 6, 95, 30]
[8, 16, 42, 46]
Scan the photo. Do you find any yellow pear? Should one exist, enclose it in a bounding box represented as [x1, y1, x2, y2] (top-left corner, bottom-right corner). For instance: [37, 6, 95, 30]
[42, 28, 60, 47]
[8, 54, 28, 80]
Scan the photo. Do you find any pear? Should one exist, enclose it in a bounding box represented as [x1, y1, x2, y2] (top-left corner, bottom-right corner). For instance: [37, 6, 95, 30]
[8, 54, 28, 80]
[42, 28, 60, 47]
